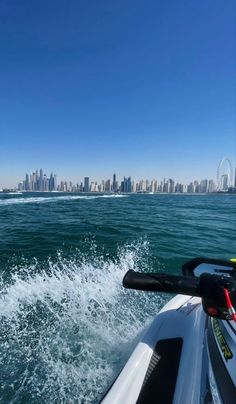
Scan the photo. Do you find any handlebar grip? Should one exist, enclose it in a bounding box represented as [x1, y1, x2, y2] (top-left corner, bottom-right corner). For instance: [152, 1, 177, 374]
[123, 270, 201, 297]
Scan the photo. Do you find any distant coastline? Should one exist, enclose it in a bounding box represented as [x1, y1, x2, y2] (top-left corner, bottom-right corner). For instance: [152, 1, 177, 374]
[1, 189, 235, 195]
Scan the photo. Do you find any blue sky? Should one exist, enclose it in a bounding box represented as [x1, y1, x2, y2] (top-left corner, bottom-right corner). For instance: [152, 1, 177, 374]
[0, 0, 235, 187]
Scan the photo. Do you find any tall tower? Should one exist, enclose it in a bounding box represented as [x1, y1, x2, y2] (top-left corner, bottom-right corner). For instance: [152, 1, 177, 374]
[54, 174, 57, 191]
[121, 176, 131, 193]
[49, 173, 54, 191]
[39, 169, 43, 191]
[25, 173, 30, 191]
[112, 174, 117, 192]
[84, 177, 90, 192]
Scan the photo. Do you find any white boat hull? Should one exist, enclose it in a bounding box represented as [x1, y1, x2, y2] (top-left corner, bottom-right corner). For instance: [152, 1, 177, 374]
[101, 294, 226, 403]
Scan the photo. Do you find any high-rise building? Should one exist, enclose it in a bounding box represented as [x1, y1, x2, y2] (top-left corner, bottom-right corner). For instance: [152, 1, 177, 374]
[25, 174, 30, 191]
[105, 179, 111, 192]
[139, 180, 146, 192]
[175, 183, 184, 193]
[100, 180, 105, 192]
[158, 181, 163, 192]
[54, 174, 57, 191]
[18, 182, 23, 191]
[39, 169, 43, 191]
[150, 180, 157, 193]
[112, 174, 118, 192]
[193, 180, 199, 193]
[168, 179, 175, 193]
[187, 182, 194, 193]
[200, 179, 208, 193]
[131, 180, 136, 193]
[121, 177, 131, 193]
[126, 177, 131, 193]
[20, 169, 59, 191]
[163, 179, 168, 193]
[49, 173, 54, 191]
[68, 181, 73, 192]
[84, 177, 90, 192]
[43, 174, 49, 191]
[208, 179, 216, 193]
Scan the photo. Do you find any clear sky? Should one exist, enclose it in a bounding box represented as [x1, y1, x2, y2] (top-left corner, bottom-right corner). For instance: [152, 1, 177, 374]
[0, 0, 235, 187]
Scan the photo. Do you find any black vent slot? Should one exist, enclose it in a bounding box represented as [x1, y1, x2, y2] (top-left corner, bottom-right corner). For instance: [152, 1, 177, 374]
[136, 338, 183, 404]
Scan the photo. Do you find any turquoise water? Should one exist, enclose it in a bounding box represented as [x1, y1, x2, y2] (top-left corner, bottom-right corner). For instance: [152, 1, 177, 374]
[0, 193, 235, 403]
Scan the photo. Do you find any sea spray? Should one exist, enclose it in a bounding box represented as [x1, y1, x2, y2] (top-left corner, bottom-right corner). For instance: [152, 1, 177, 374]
[0, 242, 165, 403]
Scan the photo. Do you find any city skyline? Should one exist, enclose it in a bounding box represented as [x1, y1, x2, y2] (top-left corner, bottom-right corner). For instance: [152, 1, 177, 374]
[1, 155, 236, 189]
[0, 1, 235, 188]
[16, 169, 219, 193]
[8, 157, 235, 193]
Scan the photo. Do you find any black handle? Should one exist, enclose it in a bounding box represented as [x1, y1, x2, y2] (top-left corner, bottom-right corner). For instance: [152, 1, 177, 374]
[123, 270, 236, 320]
[123, 270, 201, 297]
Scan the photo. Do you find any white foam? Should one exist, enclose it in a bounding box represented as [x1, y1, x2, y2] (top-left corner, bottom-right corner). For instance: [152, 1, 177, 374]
[0, 242, 163, 403]
[0, 194, 129, 206]
[6, 192, 23, 195]
[101, 194, 127, 198]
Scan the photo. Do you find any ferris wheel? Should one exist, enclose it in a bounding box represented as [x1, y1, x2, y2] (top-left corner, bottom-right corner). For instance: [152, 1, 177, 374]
[217, 157, 233, 190]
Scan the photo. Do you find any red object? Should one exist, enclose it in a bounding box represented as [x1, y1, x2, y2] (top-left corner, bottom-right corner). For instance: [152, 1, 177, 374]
[224, 288, 236, 323]
[207, 307, 218, 316]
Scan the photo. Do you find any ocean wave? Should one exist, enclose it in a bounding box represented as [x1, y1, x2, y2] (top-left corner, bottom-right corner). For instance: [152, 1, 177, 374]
[0, 241, 163, 403]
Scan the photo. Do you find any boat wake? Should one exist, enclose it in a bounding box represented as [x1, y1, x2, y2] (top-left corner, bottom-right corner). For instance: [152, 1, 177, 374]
[0, 241, 164, 403]
[0, 194, 128, 206]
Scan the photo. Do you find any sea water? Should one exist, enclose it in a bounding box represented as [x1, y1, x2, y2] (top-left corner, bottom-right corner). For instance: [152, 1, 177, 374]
[0, 193, 235, 403]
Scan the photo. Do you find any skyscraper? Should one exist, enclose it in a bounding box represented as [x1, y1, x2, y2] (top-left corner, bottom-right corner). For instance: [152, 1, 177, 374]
[168, 179, 175, 193]
[49, 173, 54, 191]
[39, 169, 43, 191]
[105, 179, 111, 192]
[208, 179, 215, 193]
[112, 174, 118, 192]
[139, 180, 146, 192]
[43, 174, 48, 191]
[121, 177, 131, 193]
[25, 173, 30, 191]
[200, 179, 208, 193]
[150, 180, 157, 193]
[84, 177, 90, 192]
